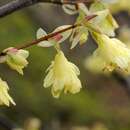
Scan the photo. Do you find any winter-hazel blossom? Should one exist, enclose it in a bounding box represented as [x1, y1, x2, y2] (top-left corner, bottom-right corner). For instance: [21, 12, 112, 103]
[85, 33, 130, 73]
[44, 51, 82, 98]
[0, 78, 15, 106]
[4, 47, 29, 75]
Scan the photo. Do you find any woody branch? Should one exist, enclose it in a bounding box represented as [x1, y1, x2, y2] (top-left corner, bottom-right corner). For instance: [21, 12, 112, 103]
[0, 0, 92, 18]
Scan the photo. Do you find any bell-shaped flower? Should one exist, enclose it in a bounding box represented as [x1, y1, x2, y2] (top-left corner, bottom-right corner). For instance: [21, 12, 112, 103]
[0, 78, 15, 106]
[86, 33, 130, 73]
[44, 51, 82, 98]
[36, 25, 72, 47]
[3, 47, 29, 75]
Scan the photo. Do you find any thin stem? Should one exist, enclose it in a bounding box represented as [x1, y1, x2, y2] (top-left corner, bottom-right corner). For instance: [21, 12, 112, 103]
[0, 14, 97, 56]
[17, 14, 97, 50]
[17, 24, 80, 50]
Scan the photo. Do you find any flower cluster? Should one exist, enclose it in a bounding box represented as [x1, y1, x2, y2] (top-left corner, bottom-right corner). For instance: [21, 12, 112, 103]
[61, 1, 130, 75]
[0, 47, 29, 106]
[62, 2, 118, 49]
[4, 47, 29, 75]
[1, 0, 130, 106]
[33, 1, 121, 98]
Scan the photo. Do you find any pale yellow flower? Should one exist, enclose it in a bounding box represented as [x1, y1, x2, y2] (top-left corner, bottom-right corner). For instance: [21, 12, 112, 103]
[0, 78, 15, 106]
[4, 47, 29, 75]
[44, 51, 82, 98]
[85, 33, 130, 73]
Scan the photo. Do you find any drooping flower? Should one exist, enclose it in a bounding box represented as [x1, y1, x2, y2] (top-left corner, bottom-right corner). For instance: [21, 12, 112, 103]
[44, 51, 82, 98]
[85, 33, 130, 73]
[3, 47, 29, 75]
[0, 78, 15, 106]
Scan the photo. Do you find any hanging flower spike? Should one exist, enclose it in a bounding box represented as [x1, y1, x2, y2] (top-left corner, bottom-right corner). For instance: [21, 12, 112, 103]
[3, 47, 29, 75]
[87, 33, 130, 73]
[0, 78, 15, 106]
[37, 25, 72, 48]
[44, 51, 82, 98]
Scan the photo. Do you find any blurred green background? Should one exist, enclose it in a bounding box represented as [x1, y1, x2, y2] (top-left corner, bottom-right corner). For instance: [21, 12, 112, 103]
[0, 1, 130, 130]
